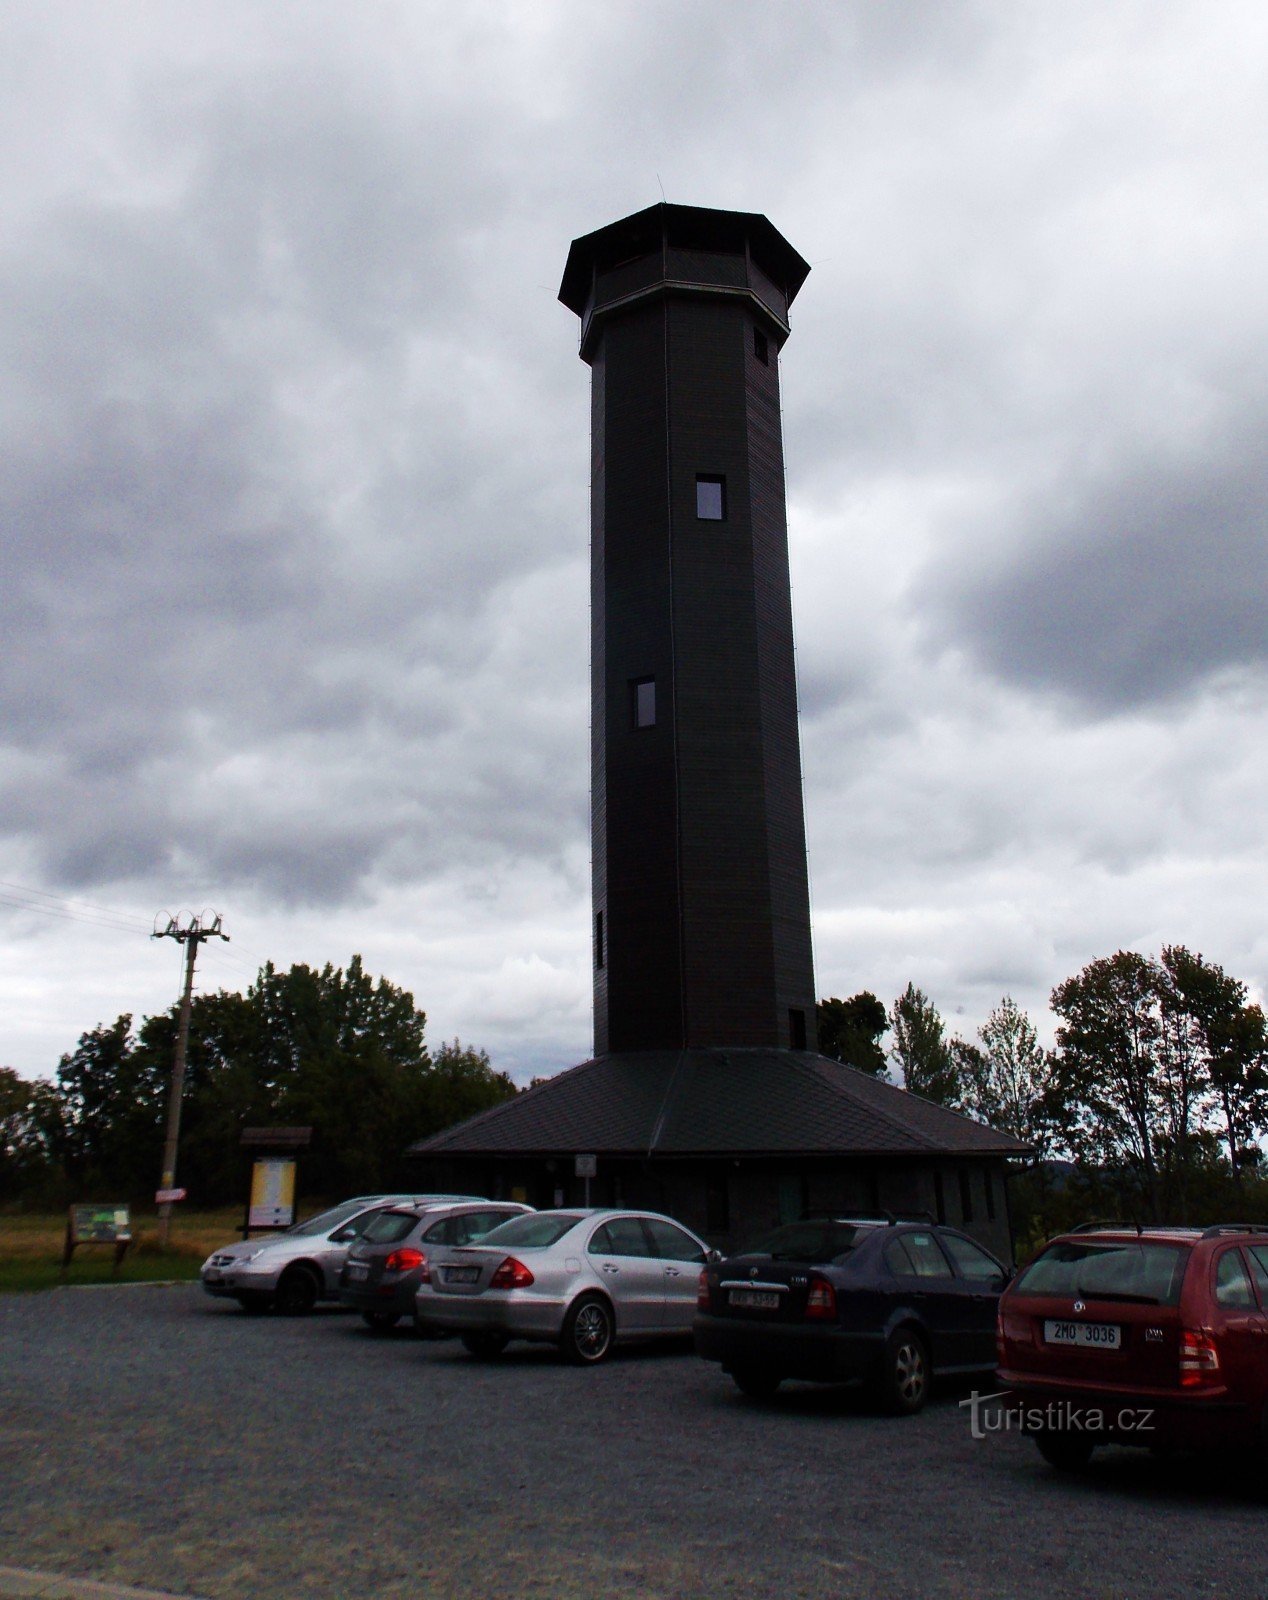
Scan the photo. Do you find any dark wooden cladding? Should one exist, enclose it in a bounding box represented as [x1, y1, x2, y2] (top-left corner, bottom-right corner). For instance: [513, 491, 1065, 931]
[565, 203, 816, 1055]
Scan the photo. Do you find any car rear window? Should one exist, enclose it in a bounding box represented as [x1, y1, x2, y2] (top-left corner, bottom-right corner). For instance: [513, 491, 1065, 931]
[1012, 1240, 1190, 1306]
[476, 1213, 584, 1249]
[361, 1210, 421, 1245]
[742, 1222, 862, 1262]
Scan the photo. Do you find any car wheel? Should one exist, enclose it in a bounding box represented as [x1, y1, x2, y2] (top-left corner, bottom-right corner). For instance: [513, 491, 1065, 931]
[561, 1294, 614, 1365]
[273, 1267, 320, 1317]
[236, 1293, 271, 1315]
[361, 1310, 400, 1334]
[881, 1327, 930, 1415]
[1033, 1430, 1095, 1472]
[460, 1331, 509, 1359]
[731, 1367, 781, 1401]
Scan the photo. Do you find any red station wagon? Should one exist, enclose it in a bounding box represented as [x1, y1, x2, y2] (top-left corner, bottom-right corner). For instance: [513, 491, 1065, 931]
[996, 1223, 1268, 1470]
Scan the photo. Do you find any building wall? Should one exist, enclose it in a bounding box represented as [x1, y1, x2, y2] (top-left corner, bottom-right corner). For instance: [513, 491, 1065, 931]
[412, 1153, 1015, 1263]
[588, 274, 817, 1054]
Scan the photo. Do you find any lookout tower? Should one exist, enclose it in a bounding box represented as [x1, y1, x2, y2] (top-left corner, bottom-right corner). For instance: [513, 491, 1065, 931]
[409, 204, 1028, 1259]
[558, 203, 817, 1055]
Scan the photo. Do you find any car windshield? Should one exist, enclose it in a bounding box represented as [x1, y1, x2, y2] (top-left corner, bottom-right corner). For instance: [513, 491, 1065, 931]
[741, 1222, 863, 1263]
[1012, 1240, 1190, 1305]
[361, 1210, 422, 1245]
[286, 1200, 383, 1239]
[476, 1213, 584, 1249]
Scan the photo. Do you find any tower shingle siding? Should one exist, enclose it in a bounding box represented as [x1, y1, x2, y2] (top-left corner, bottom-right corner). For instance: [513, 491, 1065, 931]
[564, 203, 817, 1054]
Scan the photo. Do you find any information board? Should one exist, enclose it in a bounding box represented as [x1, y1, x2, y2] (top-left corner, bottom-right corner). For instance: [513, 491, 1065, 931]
[69, 1205, 131, 1244]
[248, 1158, 297, 1230]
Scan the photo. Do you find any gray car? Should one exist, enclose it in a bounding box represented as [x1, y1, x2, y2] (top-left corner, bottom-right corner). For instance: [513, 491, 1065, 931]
[338, 1200, 533, 1331]
[413, 1208, 714, 1364]
[200, 1193, 481, 1315]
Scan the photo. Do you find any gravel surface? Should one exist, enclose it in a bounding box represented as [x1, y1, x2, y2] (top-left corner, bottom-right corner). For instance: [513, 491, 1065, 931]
[0, 1285, 1262, 1599]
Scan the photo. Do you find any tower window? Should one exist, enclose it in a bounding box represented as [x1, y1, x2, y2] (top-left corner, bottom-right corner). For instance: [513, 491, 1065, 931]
[631, 677, 656, 729]
[788, 1008, 806, 1050]
[753, 328, 769, 365]
[595, 911, 605, 970]
[695, 475, 726, 521]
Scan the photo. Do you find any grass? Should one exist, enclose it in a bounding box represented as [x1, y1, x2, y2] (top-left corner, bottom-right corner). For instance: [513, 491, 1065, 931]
[0, 1205, 287, 1293]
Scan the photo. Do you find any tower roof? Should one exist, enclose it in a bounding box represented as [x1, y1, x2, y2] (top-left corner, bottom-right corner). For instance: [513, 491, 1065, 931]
[558, 202, 811, 318]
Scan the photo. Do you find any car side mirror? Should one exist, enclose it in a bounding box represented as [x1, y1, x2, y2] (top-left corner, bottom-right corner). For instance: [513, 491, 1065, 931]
[329, 1226, 357, 1243]
[706, 1248, 724, 1264]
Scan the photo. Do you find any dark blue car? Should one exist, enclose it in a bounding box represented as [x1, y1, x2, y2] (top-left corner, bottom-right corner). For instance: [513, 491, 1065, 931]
[694, 1216, 1010, 1412]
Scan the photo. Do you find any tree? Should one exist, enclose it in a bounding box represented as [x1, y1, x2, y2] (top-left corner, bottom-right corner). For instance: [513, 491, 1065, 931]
[1049, 951, 1177, 1218]
[974, 996, 1055, 1156]
[889, 984, 960, 1106]
[817, 993, 889, 1077]
[1161, 947, 1268, 1187]
[51, 1016, 167, 1196]
[0, 1067, 58, 1201]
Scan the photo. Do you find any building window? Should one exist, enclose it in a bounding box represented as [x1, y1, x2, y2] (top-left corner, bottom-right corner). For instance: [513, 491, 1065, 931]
[933, 1170, 946, 1225]
[631, 677, 655, 728]
[984, 1169, 996, 1222]
[788, 1008, 806, 1050]
[959, 1167, 974, 1223]
[695, 475, 726, 521]
[595, 910, 604, 970]
[753, 327, 769, 365]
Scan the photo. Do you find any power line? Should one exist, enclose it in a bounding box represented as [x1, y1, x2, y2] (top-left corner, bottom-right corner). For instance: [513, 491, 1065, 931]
[0, 878, 154, 930]
[0, 888, 150, 937]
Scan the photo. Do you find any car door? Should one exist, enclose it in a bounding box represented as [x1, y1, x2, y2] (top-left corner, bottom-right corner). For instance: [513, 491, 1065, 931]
[315, 1207, 389, 1294]
[1210, 1246, 1268, 1405]
[586, 1217, 664, 1333]
[883, 1230, 965, 1368]
[642, 1217, 709, 1332]
[938, 1231, 1009, 1367]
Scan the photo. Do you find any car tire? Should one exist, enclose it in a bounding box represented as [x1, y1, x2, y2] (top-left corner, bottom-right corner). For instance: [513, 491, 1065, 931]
[561, 1294, 614, 1365]
[881, 1327, 930, 1415]
[460, 1331, 509, 1359]
[236, 1293, 271, 1315]
[731, 1367, 781, 1401]
[274, 1267, 320, 1317]
[1033, 1430, 1095, 1472]
[361, 1310, 400, 1334]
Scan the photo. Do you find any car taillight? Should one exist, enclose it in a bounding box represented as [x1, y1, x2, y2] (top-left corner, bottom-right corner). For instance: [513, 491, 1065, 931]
[384, 1247, 425, 1274]
[490, 1256, 535, 1290]
[1179, 1328, 1220, 1387]
[804, 1277, 836, 1320]
[697, 1270, 711, 1311]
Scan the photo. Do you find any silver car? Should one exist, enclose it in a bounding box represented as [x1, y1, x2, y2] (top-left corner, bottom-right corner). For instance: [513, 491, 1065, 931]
[413, 1208, 714, 1364]
[200, 1193, 481, 1315]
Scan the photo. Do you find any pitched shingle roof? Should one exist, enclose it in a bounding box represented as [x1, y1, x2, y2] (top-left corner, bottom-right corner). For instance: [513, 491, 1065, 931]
[409, 1050, 1030, 1159]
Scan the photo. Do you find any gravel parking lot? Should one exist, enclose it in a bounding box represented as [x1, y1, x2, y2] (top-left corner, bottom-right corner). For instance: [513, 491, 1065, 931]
[1, 1285, 1263, 1600]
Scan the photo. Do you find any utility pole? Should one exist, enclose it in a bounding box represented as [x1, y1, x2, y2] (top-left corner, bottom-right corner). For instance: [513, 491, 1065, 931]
[152, 911, 229, 1249]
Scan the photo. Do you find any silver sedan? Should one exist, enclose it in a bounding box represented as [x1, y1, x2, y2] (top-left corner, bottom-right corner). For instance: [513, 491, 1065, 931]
[413, 1208, 714, 1364]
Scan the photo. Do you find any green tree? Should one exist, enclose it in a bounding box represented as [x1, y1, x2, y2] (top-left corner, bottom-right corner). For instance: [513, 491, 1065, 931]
[817, 993, 889, 1077]
[889, 984, 960, 1106]
[1050, 951, 1166, 1219]
[975, 995, 1054, 1156]
[0, 1067, 58, 1201]
[51, 1016, 166, 1196]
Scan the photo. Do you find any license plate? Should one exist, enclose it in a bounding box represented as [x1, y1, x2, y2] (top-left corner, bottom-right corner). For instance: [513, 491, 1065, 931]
[446, 1266, 480, 1285]
[345, 1263, 368, 1281]
[729, 1289, 780, 1310]
[1044, 1319, 1121, 1349]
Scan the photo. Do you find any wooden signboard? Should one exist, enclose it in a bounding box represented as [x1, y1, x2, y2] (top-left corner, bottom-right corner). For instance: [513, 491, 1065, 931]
[63, 1204, 132, 1271]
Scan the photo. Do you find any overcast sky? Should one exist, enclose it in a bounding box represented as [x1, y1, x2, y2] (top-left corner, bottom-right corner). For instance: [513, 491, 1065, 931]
[3, 0, 1266, 1085]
